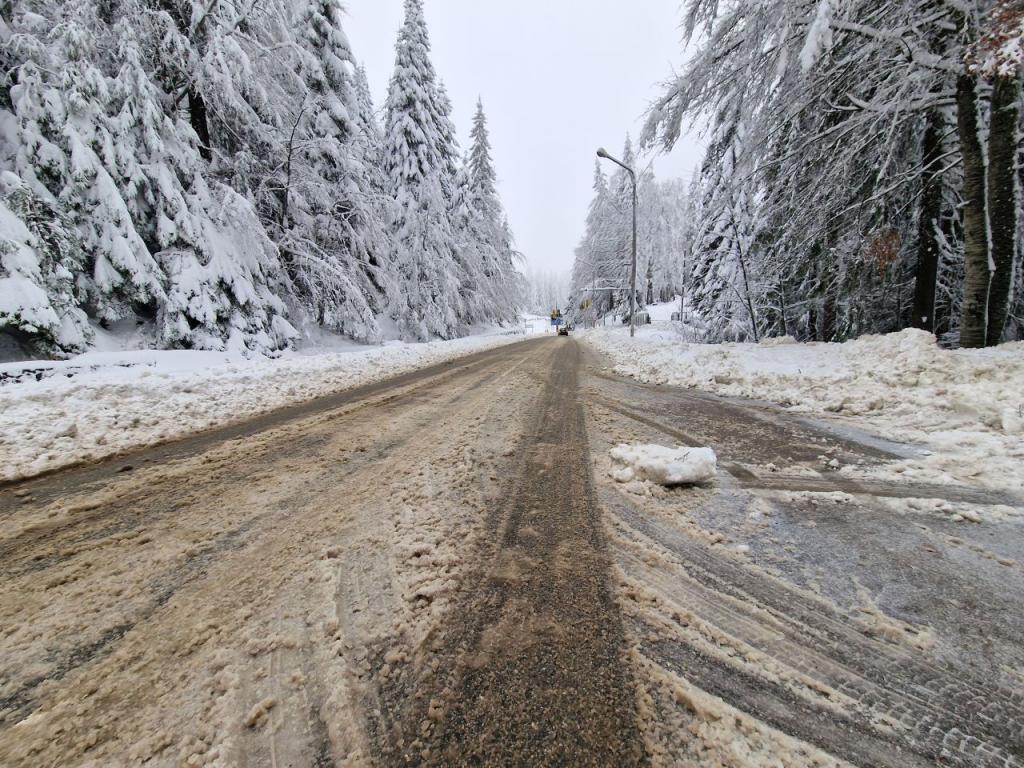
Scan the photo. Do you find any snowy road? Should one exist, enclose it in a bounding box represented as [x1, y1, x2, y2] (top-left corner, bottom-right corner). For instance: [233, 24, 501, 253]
[1, 337, 1023, 766]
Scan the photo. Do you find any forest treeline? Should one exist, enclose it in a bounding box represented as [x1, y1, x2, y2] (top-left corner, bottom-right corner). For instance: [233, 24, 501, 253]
[0, 0, 523, 358]
[571, 0, 1023, 347]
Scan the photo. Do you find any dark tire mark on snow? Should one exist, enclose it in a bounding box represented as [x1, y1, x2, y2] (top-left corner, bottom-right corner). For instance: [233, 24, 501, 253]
[636, 631, 936, 768]
[373, 340, 648, 766]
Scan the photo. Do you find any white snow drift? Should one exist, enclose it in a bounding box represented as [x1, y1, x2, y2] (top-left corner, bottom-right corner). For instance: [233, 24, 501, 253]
[0, 333, 525, 483]
[583, 319, 1024, 494]
[610, 443, 718, 486]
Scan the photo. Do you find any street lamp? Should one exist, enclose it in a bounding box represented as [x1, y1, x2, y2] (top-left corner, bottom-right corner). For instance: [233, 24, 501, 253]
[597, 147, 638, 338]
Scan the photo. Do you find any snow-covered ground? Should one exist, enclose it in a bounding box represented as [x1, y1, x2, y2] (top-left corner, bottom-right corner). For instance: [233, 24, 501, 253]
[581, 304, 1024, 495]
[0, 325, 539, 483]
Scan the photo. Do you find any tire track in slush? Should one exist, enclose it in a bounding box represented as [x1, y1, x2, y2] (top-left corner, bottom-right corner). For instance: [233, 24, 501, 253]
[375, 340, 647, 766]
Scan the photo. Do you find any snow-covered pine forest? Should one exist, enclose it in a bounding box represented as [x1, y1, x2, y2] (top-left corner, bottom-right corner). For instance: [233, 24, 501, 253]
[570, 0, 1024, 348]
[0, 0, 523, 359]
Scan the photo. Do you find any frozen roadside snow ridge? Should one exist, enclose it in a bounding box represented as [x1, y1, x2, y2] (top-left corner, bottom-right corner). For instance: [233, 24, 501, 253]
[609, 443, 718, 486]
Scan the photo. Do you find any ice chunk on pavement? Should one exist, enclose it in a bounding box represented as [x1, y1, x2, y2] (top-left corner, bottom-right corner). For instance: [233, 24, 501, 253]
[609, 443, 717, 486]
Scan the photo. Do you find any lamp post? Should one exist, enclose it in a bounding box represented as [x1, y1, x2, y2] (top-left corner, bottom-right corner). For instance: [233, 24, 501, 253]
[597, 147, 638, 338]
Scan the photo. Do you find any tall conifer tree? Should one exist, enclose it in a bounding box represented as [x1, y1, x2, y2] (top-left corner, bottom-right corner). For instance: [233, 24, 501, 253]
[383, 0, 463, 339]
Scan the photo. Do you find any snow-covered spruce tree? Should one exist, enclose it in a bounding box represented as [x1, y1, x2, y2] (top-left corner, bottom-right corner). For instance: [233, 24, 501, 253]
[383, 0, 464, 340]
[10, 5, 166, 324]
[690, 140, 764, 343]
[353, 63, 385, 169]
[140, 0, 312, 351]
[122, 0, 297, 352]
[635, 174, 691, 307]
[273, 0, 395, 342]
[353, 65, 375, 135]
[607, 137, 642, 312]
[2, 0, 526, 357]
[524, 270, 570, 316]
[0, 172, 92, 356]
[637, 173, 660, 306]
[568, 166, 695, 325]
[449, 159, 487, 323]
[462, 99, 523, 325]
[570, 169, 693, 318]
[570, 135, 647, 325]
[105, 17, 216, 347]
[166, 0, 398, 346]
[568, 160, 616, 325]
[0, 0, 298, 354]
[651, 177, 694, 304]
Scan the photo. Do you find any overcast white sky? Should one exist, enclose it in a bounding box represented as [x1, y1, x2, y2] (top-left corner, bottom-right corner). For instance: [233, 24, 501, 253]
[344, 0, 704, 275]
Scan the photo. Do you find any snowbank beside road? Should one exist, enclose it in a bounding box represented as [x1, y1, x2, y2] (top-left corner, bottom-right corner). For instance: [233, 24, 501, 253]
[582, 325, 1024, 493]
[0, 333, 525, 483]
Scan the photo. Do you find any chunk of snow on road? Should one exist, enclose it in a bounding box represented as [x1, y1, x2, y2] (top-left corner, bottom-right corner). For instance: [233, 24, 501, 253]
[609, 443, 717, 486]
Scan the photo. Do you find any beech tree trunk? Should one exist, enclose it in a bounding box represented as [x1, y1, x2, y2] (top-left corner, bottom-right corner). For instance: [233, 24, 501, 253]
[985, 71, 1021, 345]
[911, 108, 944, 332]
[956, 73, 992, 348]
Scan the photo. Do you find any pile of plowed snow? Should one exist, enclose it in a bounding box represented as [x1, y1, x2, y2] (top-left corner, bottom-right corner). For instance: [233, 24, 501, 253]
[583, 325, 1024, 493]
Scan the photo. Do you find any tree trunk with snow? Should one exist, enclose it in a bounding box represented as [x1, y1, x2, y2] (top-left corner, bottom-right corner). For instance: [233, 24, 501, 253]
[984, 70, 1020, 346]
[957, 73, 992, 348]
[188, 90, 212, 161]
[911, 108, 944, 333]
